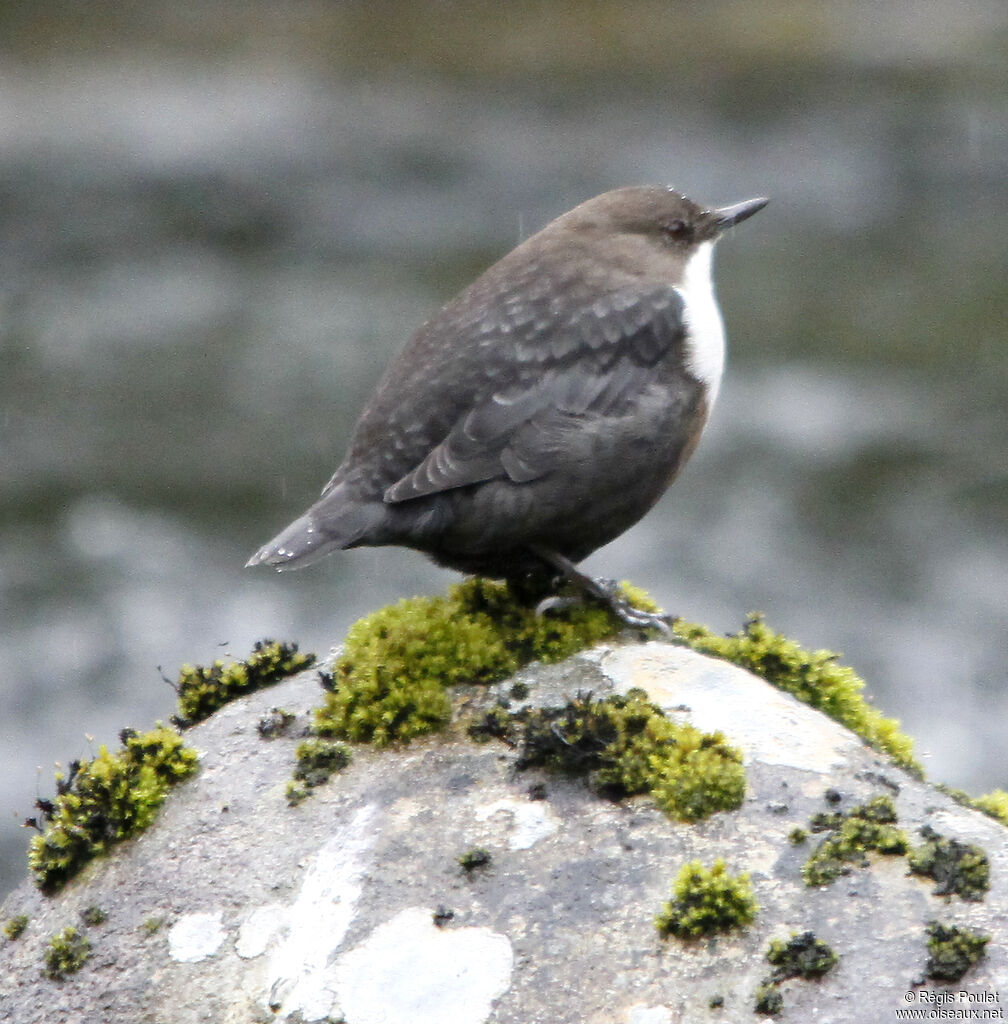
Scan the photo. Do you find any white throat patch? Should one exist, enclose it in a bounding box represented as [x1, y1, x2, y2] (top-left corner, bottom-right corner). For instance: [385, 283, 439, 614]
[676, 240, 726, 408]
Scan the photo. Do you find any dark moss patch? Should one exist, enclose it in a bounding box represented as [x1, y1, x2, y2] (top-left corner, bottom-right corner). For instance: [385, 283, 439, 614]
[432, 905, 455, 927]
[802, 795, 908, 887]
[175, 640, 315, 727]
[286, 738, 352, 805]
[42, 926, 90, 980]
[752, 932, 838, 1016]
[753, 981, 784, 1016]
[766, 931, 838, 980]
[673, 615, 919, 772]
[315, 578, 649, 746]
[3, 915, 28, 941]
[854, 769, 900, 794]
[808, 810, 846, 832]
[925, 921, 989, 982]
[458, 847, 492, 873]
[788, 828, 808, 845]
[908, 825, 989, 901]
[514, 689, 745, 822]
[79, 906, 107, 927]
[467, 705, 515, 745]
[28, 725, 199, 893]
[257, 707, 298, 739]
[654, 859, 757, 939]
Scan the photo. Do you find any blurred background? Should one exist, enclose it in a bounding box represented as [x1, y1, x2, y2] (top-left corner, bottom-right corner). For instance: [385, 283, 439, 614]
[1, 1, 1006, 896]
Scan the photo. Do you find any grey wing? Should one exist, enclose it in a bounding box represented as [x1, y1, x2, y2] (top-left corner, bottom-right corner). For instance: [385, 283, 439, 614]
[383, 285, 686, 504]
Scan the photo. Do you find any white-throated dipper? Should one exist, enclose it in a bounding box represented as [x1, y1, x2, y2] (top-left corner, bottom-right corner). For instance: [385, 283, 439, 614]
[247, 187, 767, 630]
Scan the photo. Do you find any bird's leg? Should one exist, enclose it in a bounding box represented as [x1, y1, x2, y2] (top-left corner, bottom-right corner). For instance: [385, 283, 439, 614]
[504, 569, 556, 607]
[528, 545, 673, 634]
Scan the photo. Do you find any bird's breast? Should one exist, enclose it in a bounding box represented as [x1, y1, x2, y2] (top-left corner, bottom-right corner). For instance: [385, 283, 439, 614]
[675, 240, 726, 407]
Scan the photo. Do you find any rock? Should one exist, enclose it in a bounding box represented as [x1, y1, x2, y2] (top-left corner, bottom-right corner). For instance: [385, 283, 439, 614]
[1, 640, 1005, 1022]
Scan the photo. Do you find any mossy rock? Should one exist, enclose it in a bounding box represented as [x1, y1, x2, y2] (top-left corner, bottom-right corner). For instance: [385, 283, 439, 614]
[27, 726, 199, 893]
[315, 578, 650, 746]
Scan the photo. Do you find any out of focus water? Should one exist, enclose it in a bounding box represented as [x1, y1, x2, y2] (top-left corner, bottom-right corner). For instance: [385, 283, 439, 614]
[2, 7, 1007, 895]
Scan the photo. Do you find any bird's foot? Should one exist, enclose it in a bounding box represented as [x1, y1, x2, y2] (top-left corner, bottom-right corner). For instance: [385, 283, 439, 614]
[528, 546, 673, 635]
[582, 576, 673, 634]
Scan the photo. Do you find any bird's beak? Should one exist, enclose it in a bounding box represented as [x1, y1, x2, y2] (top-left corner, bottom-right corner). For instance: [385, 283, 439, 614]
[714, 197, 769, 229]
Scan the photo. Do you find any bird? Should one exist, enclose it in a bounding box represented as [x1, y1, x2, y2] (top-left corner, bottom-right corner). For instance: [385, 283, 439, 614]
[247, 186, 767, 631]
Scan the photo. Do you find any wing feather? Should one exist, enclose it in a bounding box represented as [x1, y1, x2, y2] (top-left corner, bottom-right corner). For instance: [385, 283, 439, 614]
[383, 285, 685, 504]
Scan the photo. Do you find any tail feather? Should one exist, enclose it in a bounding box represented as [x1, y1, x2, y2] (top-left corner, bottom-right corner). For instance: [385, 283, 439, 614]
[246, 487, 385, 571]
[245, 512, 337, 570]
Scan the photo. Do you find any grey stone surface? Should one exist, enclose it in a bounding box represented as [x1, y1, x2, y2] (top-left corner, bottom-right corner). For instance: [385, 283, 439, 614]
[1, 640, 1006, 1023]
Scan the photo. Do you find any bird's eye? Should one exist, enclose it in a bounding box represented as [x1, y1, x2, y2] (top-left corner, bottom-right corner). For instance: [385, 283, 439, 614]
[664, 219, 693, 241]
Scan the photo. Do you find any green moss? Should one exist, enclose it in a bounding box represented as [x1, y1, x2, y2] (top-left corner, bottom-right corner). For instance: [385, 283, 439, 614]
[654, 859, 757, 939]
[28, 725, 199, 893]
[925, 921, 990, 982]
[933, 784, 1008, 831]
[908, 825, 989, 901]
[766, 931, 838, 980]
[968, 788, 1008, 826]
[175, 640, 315, 727]
[3, 915, 28, 941]
[618, 581, 661, 614]
[285, 782, 309, 805]
[315, 578, 648, 746]
[458, 847, 492, 872]
[802, 795, 908, 887]
[79, 906, 106, 926]
[141, 916, 164, 935]
[753, 982, 783, 1016]
[42, 926, 90, 980]
[287, 738, 352, 805]
[673, 615, 919, 772]
[514, 689, 745, 822]
[788, 828, 808, 845]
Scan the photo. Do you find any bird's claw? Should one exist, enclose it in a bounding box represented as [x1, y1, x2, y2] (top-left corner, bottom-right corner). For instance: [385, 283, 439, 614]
[534, 594, 583, 617]
[595, 579, 674, 635]
[534, 578, 673, 636]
